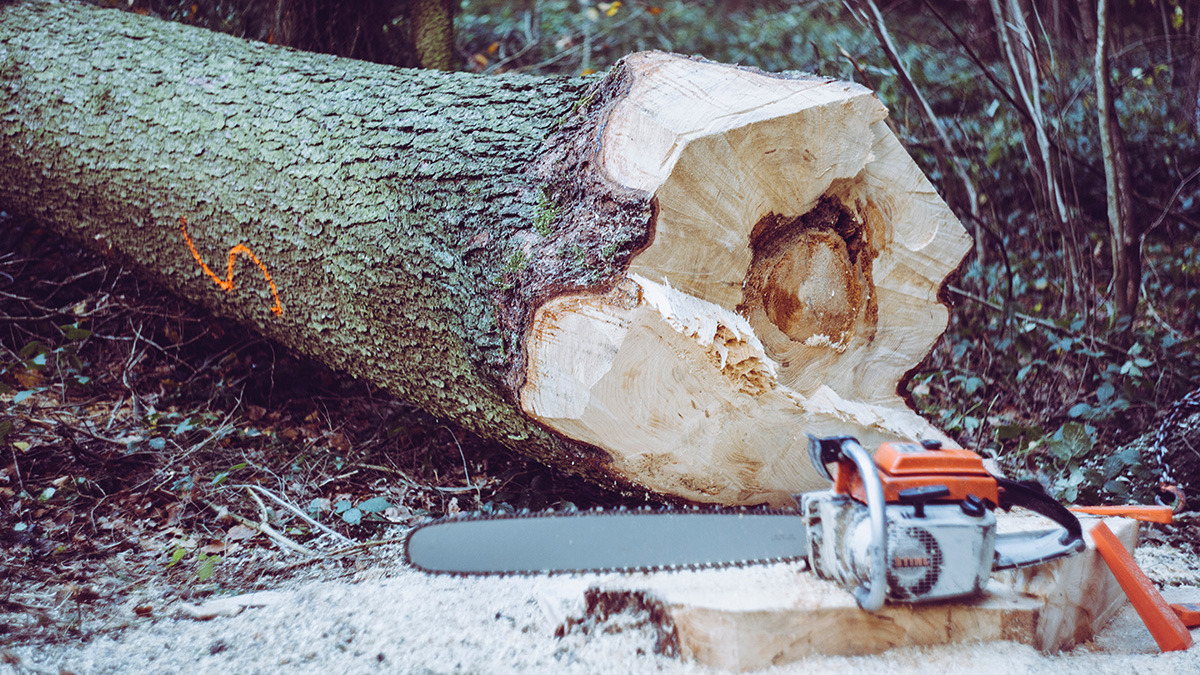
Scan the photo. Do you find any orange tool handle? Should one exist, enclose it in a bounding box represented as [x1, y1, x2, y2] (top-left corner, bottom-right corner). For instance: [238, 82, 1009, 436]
[1172, 603, 1200, 629]
[1068, 505, 1174, 524]
[1091, 521, 1193, 652]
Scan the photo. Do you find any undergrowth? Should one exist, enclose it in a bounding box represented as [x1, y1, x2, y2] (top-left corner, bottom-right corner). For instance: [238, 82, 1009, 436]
[0, 213, 636, 647]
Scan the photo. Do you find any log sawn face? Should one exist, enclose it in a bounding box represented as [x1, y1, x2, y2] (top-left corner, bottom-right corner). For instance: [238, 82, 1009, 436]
[517, 54, 973, 505]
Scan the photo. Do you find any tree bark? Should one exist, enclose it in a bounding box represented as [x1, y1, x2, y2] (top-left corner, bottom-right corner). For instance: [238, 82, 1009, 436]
[0, 0, 971, 505]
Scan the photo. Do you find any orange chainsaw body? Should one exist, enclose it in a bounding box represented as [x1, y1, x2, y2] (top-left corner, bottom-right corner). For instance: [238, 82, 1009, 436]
[834, 442, 1001, 507]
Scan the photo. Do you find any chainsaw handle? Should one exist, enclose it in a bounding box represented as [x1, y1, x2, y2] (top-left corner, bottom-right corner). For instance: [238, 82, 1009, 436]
[840, 439, 888, 613]
[995, 477, 1084, 544]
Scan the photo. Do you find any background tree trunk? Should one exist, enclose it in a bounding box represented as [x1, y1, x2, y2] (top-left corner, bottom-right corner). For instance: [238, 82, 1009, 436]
[0, 0, 971, 505]
[1094, 0, 1139, 329]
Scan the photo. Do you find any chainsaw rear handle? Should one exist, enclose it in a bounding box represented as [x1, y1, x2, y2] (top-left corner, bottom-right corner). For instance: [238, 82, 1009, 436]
[807, 435, 888, 612]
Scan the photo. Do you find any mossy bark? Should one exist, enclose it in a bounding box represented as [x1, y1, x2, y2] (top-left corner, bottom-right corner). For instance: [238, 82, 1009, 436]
[0, 0, 640, 491]
[408, 0, 456, 71]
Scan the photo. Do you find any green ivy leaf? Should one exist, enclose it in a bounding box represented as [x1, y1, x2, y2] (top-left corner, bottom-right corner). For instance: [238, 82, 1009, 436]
[961, 377, 985, 395]
[1067, 402, 1092, 418]
[341, 507, 362, 526]
[1101, 448, 1140, 480]
[358, 496, 392, 514]
[166, 547, 188, 568]
[18, 341, 46, 359]
[61, 324, 93, 341]
[1103, 479, 1130, 497]
[196, 554, 218, 581]
[1049, 421, 1093, 461]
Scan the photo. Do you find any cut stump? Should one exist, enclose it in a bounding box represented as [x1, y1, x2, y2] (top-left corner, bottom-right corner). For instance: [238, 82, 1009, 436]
[566, 515, 1138, 671]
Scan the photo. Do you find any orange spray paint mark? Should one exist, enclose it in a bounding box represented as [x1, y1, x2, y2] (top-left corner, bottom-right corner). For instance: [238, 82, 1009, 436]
[179, 216, 283, 316]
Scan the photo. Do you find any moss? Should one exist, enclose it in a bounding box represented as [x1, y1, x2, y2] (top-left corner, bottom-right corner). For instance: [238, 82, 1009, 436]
[533, 188, 559, 237]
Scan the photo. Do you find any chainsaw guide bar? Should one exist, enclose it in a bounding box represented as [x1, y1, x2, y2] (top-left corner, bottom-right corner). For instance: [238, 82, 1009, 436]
[403, 507, 807, 576]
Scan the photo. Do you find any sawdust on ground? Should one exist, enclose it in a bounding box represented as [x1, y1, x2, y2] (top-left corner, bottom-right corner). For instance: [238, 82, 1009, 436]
[3, 537, 1198, 675]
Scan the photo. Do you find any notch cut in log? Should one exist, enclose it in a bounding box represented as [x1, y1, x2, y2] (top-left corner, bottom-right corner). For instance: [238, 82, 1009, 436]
[0, 1, 970, 505]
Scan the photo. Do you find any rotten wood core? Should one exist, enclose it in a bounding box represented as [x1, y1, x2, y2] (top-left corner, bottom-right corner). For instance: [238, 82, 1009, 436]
[740, 197, 879, 351]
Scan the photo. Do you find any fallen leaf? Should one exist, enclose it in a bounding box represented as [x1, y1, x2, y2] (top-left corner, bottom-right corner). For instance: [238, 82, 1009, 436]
[200, 540, 226, 554]
[328, 432, 350, 452]
[13, 369, 42, 388]
[72, 586, 101, 603]
[225, 524, 258, 541]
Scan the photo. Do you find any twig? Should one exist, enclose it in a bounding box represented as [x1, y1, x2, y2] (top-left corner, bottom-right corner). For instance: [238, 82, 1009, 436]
[947, 285, 1127, 354]
[121, 321, 146, 418]
[265, 537, 409, 575]
[104, 396, 124, 431]
[440, 424, 480, 501]
[20, 415, 133, 447]
[203, 499, 316, 557]
[351, 462, 491, 494]
[8, 445, 23, 494]
[923, 0, 1200, 235]
[235, 484, 354, 546]
[854, 0, 981, 225]
[244, 485, 270, 520]
[1143, 164, 1200, 238]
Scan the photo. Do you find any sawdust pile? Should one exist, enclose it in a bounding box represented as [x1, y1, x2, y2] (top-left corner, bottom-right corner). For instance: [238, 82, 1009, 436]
[3, 539, 1197, 675]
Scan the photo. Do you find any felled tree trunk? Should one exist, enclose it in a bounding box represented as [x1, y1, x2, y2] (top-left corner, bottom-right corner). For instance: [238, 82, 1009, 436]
[0, 0, 971, 505]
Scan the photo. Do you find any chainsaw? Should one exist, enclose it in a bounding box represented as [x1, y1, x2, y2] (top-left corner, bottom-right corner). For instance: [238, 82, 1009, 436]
[404, 436, 1086, 611]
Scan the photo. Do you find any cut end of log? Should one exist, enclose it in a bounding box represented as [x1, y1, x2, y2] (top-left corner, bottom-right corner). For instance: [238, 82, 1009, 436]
[520, 274, 954, 504]
[519, 52, 972, 503]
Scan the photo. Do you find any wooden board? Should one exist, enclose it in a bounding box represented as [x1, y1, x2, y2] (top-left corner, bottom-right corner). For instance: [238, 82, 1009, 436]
[570, 515, 1139, 671]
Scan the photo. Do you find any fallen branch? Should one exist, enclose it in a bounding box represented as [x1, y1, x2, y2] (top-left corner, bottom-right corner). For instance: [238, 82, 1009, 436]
[203, 499, 316, 557]
[350, 463, 493, 494]
[236, 484, 355, 546]
[265, 537, 409, 575]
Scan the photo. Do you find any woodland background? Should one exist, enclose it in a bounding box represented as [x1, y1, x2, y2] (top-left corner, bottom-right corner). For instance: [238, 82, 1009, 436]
[1, 0, 1198, 636]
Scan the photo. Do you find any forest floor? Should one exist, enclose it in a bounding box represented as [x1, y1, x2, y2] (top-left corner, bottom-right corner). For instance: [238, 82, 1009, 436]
[0, 521, 1198, 674]
[2, 221, 1199, 674]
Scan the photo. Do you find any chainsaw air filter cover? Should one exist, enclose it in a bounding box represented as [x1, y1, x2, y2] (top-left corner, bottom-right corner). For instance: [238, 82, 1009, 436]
[802, 492, 997, 603]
